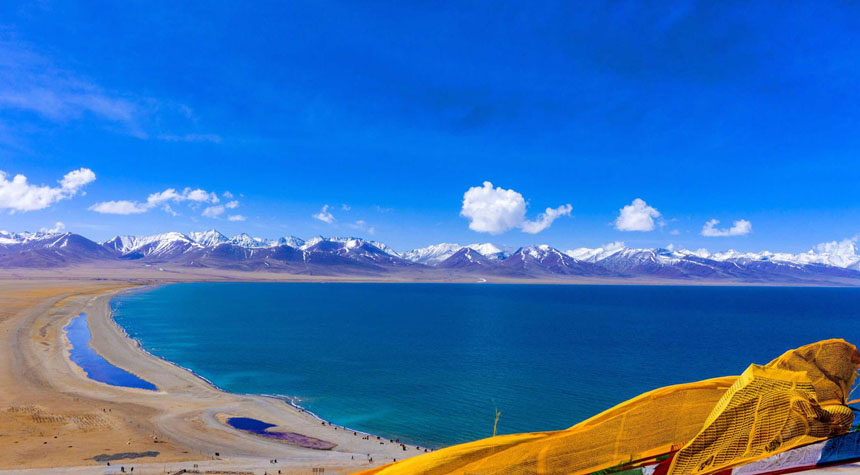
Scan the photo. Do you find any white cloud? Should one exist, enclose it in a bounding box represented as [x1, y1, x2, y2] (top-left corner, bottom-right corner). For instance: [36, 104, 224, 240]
[814, 236, 857, 256]
[89, 186, 220, 215]
[602, 241, 626, 251]
[225, 200, 239, 209]
[666, 243, 675, 251]
[223, 191, 234, 199]
[701, 219, 752, 237]
[460, 181, 571, 234]
[202, 205, 225, 218]
[341, 204, 351, 211]
[89, 200, 149, 215]
[520, 204, 573, 234]
[228, 214, 246, 222]
[670, 229, 680, 235]
[184, 188, 219, 203]
[145, 189, 181, 206]
[0, 168, 96, 212]
[615, 198, 661, 232]
[461, 182, 525, 233]
[313, 204, 335, 224]
[60, 168, 97, 190]
[40, 221, 65, 234]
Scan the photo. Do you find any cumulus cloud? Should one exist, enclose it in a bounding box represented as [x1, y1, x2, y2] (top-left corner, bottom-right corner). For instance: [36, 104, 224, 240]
[460, 181, 572, 234]
[60, 168, 97, 190]
[223, 191, 234, 199]
[89, 187, 220, 215]
[225, 200, 239, 209]
[202, 205, 225, 218]
[615, 198, 661, 231]
[228, 214, 246, 222]
[0, 168, 95, 212]
[313, 204, 335, 224]
[701, 219, 752, 237]
[814, 236, 857, 256]
[40, 221, 65, 234]
[341, 204, 351, 211]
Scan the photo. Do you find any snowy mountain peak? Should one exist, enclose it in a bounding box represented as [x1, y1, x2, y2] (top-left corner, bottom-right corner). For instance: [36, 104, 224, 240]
[0, 229, 68, 245]
[370, 241, 401, 257]
[301, 236, 326, 249]
[229, 233, 274, 248]
[403, 243, 463, 265]
[189, 229, 229, 247]
[403, 242, 508, 265]
[277, 236, 305, 248]
[466, 243, 508, 260]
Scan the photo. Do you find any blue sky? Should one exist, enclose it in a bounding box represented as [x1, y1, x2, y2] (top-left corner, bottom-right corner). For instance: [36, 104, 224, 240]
[1, 1, 859, 253]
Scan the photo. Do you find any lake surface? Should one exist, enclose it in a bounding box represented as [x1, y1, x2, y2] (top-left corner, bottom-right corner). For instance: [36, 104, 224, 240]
[65, 313, 157, 391]
[111, 283, 860, 447]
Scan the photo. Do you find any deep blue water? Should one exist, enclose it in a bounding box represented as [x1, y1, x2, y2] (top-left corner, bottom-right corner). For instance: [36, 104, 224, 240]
[65, 313, 157, 391]
[111, 283, 860, 447]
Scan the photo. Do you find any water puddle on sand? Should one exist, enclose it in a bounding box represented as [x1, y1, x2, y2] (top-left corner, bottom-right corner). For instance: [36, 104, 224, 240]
[64, 313, 157, 391]
[226, 416, 336, 450]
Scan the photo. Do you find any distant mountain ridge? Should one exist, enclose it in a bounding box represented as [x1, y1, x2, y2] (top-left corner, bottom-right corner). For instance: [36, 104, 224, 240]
[1, 229, 859, 284]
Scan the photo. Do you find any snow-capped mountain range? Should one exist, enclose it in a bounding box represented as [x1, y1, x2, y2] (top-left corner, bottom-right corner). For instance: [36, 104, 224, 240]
[402, 242, 510, 265]
[1, 229, 859, 284]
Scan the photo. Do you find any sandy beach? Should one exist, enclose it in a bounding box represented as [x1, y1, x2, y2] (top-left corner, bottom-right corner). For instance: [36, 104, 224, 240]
[0, 276, 428, 474]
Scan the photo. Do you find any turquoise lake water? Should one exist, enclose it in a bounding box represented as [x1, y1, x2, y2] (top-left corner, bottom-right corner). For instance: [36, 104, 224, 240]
[111, 283, 860, 447]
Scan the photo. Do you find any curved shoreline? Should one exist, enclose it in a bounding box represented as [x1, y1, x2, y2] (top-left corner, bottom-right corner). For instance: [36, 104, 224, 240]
[85, 284, 430, 456]
[0, 279, 425, 473]
[104, 284, 424, 448]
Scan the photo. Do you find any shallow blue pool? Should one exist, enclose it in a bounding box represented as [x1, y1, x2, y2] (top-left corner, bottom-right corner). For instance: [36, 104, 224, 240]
[64, 313, 157, 391]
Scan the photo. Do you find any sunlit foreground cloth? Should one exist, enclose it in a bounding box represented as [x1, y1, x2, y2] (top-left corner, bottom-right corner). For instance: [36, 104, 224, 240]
[356, 339, 860, 475]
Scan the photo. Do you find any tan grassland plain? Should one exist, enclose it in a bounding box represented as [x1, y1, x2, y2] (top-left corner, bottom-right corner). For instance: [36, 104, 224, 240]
[0, 270, 857, 474]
